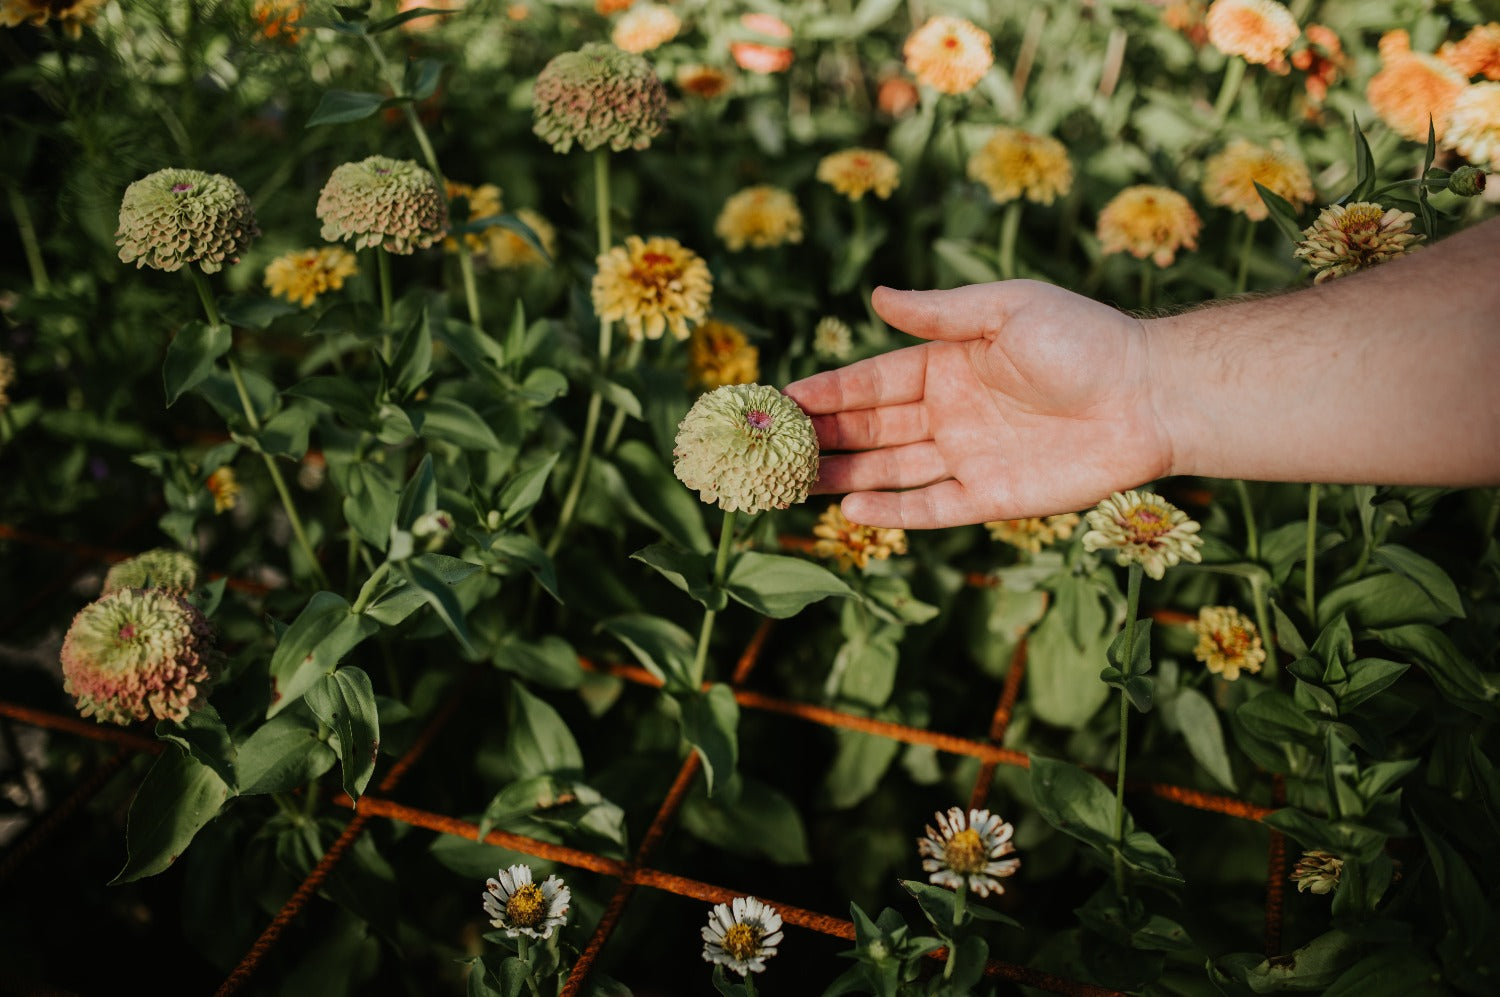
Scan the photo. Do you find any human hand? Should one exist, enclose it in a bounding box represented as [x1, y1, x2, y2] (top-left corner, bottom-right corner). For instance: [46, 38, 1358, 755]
[783, 280, 1173, 529]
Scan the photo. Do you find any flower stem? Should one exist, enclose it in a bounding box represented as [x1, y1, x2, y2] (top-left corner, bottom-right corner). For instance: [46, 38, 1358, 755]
[376, 249, 394, 360]
[1113, 562, 1142, 899]
[943, 883, 968, 979]
[515, 936, 543, 997]
[1213, 57, 1246, 120]
[692, 509, 738, 687]
[7, 184, 50, 293]
[351, 561, 392, 615]
[1484, 489, 1500, 542]
[1233, 478, 1259, 561]
[1249, 572, 1277, 679]
[1139, 264, 1154, 310]
[997, 200, 1022, 280]
[743, 974, 758, 997]
[1234, 216, 1257, 294]
[546, 149, 614, 558]
[601, 338, 644, 454]
[1305, 484, 1320, 622]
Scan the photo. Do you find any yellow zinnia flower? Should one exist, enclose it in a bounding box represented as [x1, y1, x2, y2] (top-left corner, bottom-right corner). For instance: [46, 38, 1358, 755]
[903, 16, 993, 95]
[1189, 605, 1266, 680]
[592, 235, 713, 341]
[1096, 185, 1201, 268]
[1200, 139, 1314, 220]
[984, 514, 1082, 555]
[1205, 0, 1299, 67]
[486, 208, 557, 269]
[677, 64, 733, 99]
[206, 467, 241, 514]
[1445, 82, 1500, 170]
[1293, 202, 1421, 283]
[812, 503, 908, 571]
[816, 148, 901, 202]
[252, 0, 304, 42]
[1368, 30, 1467, 143]
[1081, 490, 1203, 580]
[687, 319, 759, 389]
[444, 181, 504, 255]
[966, 128, 1073, 206]
[714, 185, 804, 251]
[263, 246, 360, 308]
[0, 0, 107, 37]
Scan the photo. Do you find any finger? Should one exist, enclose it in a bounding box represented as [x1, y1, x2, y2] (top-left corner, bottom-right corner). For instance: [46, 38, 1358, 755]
[841, 480, 985, 530]
[783, 345, 929, 414]
[812, 442, 948, 494]
[810, 402, 931, 451]
[871, 283, 1011, 344]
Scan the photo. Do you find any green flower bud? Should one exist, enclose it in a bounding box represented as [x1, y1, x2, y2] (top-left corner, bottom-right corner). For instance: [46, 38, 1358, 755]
[673, 384, 819, 514]
[102, 549, 199, 595]
[1449, 165, 1487, 198]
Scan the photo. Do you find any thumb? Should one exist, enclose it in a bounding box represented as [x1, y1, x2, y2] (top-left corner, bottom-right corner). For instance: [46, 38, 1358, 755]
[872, 282, 1017, 344]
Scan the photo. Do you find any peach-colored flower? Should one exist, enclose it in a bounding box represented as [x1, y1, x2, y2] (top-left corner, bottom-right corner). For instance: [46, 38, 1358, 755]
[677, 64, 733, 99]
[817, 148, 901, 201]
[1290, 23, 1346, 107]
[1096, 185, 1201, 268]
[1201, 139, 1314, 220]
[812, 504, 908, 571]
[1162, 0, 1208, 48]
[611, 3, 679, 54]
[595, 0, 633, 13]
[1367, 30, 1468, 142]
[252, 0, 304, 42]
[903, 15, 993, 94]
[1445, 82, 1500, 170]
[877, 75, 920, 117]
[1440, 22, 1500, 81]
[1205, 0, 1299, 68]
[731, 13, 793, 74]
[397, 0, 462, 31]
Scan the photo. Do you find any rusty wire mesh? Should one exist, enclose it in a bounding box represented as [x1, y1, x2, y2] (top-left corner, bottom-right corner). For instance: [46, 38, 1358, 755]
[0, 527, 1290, 996]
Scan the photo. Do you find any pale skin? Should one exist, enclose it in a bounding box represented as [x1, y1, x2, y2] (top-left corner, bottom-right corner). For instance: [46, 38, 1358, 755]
[783, 215, 1500, 530]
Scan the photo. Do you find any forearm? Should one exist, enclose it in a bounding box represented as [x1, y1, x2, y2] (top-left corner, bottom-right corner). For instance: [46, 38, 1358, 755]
[1149, 215, 1500, 487]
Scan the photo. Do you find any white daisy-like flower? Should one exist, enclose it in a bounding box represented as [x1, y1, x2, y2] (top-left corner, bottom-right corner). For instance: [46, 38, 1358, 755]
[482, 864, 571, 940]
[701, 896, 784, 976]
[917, 807, 1020, 897]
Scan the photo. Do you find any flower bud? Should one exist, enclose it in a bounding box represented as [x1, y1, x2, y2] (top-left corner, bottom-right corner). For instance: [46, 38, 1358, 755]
[1449, 165, 1487, 197]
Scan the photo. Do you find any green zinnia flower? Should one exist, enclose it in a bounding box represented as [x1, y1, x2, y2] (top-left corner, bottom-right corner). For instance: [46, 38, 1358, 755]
[316, 156, 447, 254]
[673, 384, 819, 514]
[102, 549, 199, 596]
[531, 43, 668, 154]
[116, 168, 259, 274]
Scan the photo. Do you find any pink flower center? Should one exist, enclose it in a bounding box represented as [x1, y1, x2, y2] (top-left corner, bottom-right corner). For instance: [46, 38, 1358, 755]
[171, 183, 194, 193]
[118, 624, 137, 641]
[745, 409, 772, 430]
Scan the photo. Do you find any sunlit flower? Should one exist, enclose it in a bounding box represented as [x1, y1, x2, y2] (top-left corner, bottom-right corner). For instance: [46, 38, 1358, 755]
[1291, 850, 1343, 895]
[298, 452, 327, 490]
[0, 353, 13, 412]
[263, 247, 359, 307]
[1293, 202, 1421, 283]
[1201, 139, 1314, 220]
[206, 467, 240, 514]
[1440, 22, 1500, 80]
[0, 0, 107, 37]
[985, 514, 1081, 555]
[611, 3, 678, 53]
[702, 897, 783, 976]
[877, 74, 920, 117]
[817, 148, 901, 201]
[1367, 30, 1467, 142]
[116, 169, 259, 274]
[102, 549, 198, 596]
[1290, 23, 1346, 107]
[533, 43, 667, 154]
[677, 64, 732, 99]
[592, 235, 712, 341]
[443, 181, 504, 255]
[688, 319, 759, 389]
[317, 156, 447, 255]
[904, 15, 993, 94]
[813, 504, 907, 571]
[596, 0, 632, 13]
[1096, 185, 1201, 268]
[397, 0, 462, 31]
[813, 316, 853, 360]
[60, 588, 221, 725]
[483, 864, 570, 940]
[486, 208, 557, 269]
[1162, 0, 1208, 48]
[1445, 82, 1500, 169]
[917, 807, 1020, 898]
[1205, 0, 1298, 67]
[1082, 490, 1204, 580]
[715, 185, 804, 251]
[731, 13, 793, 75]
[674, 384, 819, 514]
[966, 128, 1073, 206]
[1190, 605, 1265, 680]
[252, 0, 303, 42]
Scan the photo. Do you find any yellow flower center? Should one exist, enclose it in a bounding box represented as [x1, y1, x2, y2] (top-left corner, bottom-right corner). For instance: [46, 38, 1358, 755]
[1213, 626, 1252, 658]
[944, 828, 987, 874]
[1120, 505, 1171, 543]
[1339, 203, 1386, 234]
[505, 884, 546, 927]
[722, 922, 763, 961]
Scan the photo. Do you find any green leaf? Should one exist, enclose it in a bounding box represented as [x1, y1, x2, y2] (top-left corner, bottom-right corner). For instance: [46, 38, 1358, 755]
[1253, 181, 1306, 245]
[163, 320, 231, 406]
[613, 440, 712, 553]
[305, 666, 380, 799]
[680, 776, 810, 864]
[1236, 690, 1320, 743]
[307, 89, 388, 126]
[1338, 658, 1409, 711]
[933, 238, 1000, 285]
[498, 453, 560, 526]
[1028, 755, 1184, 886]
[901, 880, 1021, 935]
[680, 683, 739, 796]
[1370, 544, 1464, 619]
[342, 462, 399, 550]
[255, 403, 315, 460]
[1369, 624, 1500, 717]
[236, 705, 338, 795]
[506, 683, 584, 779]
[602, 614, 698, 691]
[519, 366, 568, 404]
[1321, 570, 1458, 629]
[156, 704, 238, 792]
[112, 747, 229, 883]
[484, 534, 560, 603]
[411, 397, 504, 452]
[1350, 116, 1378, 201]
[396, 454, 437, 528]
[1106, 618, 1154, 679]
[220, 295, 299, 329]
[1026, 599, 1111, 729]
[402, 57, 445, 100]
[632, 543, 725, 610]
[388, 311, 433, 399]
[827, 632, 899, 709]
[492, 635, 584, 690]
[723, 551, 854, 618]
[823, 728, 901, 809]
[1172, 688, 1236, 791]
[397, 560, 475, 654]
[367, 5, 454, 32]
[268, 591, 379, 716]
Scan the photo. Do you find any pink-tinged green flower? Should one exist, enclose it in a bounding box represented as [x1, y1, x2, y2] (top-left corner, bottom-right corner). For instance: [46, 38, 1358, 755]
[917, 806, 1020, 897]
[60, 588, 222, 726]
[116, 168, 259, 274]
[102, 549, 199, 596]
[1082, 490, 1203, 580]
[531, 43, 667, 154]
[482, 864, 570, 939]
[1291, 849, 1343, 894]
[316, 156, 447, 254]
[673, 384, 819, 514]
[702, 896, 783, 976]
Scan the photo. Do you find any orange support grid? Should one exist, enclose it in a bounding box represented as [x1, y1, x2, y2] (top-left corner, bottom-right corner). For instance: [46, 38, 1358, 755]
[969, 639, 1029, 812]
[1265, 774, 1288, 956]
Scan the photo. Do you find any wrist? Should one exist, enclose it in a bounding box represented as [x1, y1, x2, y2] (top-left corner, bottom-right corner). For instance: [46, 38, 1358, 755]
[1139, 311, 1202, 481]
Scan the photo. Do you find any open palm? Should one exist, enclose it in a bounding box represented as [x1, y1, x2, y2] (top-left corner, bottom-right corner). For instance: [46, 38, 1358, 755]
[783, 280, 1173, 529]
